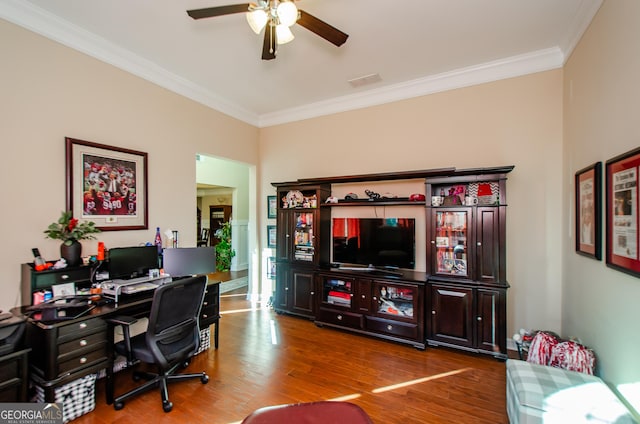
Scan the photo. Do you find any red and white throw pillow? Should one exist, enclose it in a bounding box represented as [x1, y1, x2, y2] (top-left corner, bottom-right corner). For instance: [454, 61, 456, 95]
[526, 331, 559, 366]
[549, 340, 596, 375]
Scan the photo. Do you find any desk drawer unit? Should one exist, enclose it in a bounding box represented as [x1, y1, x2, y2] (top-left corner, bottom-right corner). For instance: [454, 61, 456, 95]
[28, 317, 108, 381]
[199, 282, 220, 328]
[0, 348, 30, 402]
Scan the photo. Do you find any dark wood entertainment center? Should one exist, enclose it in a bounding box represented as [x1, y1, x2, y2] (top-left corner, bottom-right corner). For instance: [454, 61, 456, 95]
[272, 165, 513, 359]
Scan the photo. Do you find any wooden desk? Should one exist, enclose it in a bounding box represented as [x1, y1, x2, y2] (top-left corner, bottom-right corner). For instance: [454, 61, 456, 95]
[11, 279, 220, 403]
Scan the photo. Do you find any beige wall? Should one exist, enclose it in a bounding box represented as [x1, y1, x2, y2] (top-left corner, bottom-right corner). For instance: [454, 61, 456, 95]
[563, 0, 640, 398]
[260, 70, 565, 346]
[0, 19, 258, 310]
[7, 1, 639, 406]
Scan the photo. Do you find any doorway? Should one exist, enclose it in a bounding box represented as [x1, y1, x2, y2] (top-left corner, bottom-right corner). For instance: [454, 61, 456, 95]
[209, 205, 232, 246]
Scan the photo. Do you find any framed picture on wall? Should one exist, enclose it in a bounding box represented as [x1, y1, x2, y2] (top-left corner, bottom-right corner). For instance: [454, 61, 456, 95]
[267, 225, 277, 248]
[605, 147, 640, 277]
[267, 256, 276, 279]
[66, 137, 148, 231]
[575, 162, 602, 260]
[268, 195, 277, 219]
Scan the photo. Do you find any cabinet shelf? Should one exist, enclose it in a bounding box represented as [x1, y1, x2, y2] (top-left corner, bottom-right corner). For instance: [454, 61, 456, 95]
[321, 198, 426, 207]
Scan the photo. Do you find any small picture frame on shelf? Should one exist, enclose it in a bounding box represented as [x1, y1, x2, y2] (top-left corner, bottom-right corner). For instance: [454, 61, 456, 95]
[575, 162, 602, 260]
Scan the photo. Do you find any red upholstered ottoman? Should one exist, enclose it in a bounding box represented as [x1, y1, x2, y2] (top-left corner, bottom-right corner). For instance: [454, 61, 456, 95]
[241, 401, 373, 424]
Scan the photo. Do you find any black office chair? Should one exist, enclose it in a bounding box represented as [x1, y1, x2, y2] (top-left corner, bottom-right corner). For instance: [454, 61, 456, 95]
[109, 276, 209, 412]
[197, 228, 210, 247]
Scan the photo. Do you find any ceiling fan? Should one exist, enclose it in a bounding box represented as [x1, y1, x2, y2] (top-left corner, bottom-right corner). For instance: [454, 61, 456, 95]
[187, 1, 349, 60]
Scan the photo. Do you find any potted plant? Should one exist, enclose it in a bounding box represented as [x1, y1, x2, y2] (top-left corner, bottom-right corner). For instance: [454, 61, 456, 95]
[44, 210, 100, 266]
[214, 221, 235, 272]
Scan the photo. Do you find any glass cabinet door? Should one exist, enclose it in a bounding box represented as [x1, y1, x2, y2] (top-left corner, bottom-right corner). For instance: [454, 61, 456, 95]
[293, 211, 315, 262]
[434, 209, 470, 277]
[322, 277, 353, 308]
[373, 282, 416, 321]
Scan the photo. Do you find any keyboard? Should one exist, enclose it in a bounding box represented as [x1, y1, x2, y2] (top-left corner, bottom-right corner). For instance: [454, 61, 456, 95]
[121, 282, 159, 294]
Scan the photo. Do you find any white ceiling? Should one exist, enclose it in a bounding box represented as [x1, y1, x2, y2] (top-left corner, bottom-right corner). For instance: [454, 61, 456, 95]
[1, 0, 602, 127]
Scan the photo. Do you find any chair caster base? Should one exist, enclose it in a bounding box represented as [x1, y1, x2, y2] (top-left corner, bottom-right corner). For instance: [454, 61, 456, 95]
[114, 401, 124, 410]
[201, 373, 209, 384]
[163, 400, 173, 413]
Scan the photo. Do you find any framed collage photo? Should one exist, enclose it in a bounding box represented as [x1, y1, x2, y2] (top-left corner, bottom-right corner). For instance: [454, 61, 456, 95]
[268, 195, 277, 219]
[267, 225, 277, 248]
[66, 137, 148, 231]
[605, 147, 640, 277]
[575, 162, 602, 260]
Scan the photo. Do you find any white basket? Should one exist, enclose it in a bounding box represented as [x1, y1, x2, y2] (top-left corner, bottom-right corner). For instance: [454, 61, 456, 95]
[32, 374, 97, 423]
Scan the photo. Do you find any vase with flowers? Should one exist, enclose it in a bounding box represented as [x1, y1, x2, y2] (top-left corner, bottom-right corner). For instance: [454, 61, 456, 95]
[44, 211, 101, 266]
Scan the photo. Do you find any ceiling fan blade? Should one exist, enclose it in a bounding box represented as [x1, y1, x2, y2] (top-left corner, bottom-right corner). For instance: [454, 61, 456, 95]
[262, 25, 276, 60]
[187, 4, 250, 20]
[297, 10, 348, 47]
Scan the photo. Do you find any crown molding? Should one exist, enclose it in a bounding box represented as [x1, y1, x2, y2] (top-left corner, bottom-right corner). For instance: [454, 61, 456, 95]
[1, 0, 600, 129]
[0, 0, 260, 126]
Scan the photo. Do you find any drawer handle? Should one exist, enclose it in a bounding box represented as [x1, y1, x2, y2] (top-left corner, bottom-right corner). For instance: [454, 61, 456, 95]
[80, 357, 87, 364]
[310, 291, 315, 295]
[373, 296, 377, 301]
[203, 314, 208, 319]
[477, 316, 482, 321]
[477, 242, 482, 246]
[337, 315, 343, 321]
[349, 293, 354, 297]
[79, 322, 87, 329]
[387, 325, 393, 331]
[79, 339, 88, 347]
[361, 294, 366, 299]
[432, 310, 436, 315]
[431, 240, 436, 244]
[203, 301, 209, 306]
[61, 274, 70, 280]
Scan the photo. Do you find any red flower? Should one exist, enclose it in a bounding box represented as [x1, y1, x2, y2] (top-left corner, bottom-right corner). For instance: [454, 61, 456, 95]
[68, 218, 78, 232]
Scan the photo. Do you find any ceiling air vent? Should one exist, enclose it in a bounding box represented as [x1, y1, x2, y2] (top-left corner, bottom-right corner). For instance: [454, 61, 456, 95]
[347, 73, 382, 88]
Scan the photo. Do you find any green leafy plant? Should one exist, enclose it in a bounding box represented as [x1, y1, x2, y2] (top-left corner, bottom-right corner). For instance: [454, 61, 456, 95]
[44, 210, 101, 245]
[214, 221, 236, 272]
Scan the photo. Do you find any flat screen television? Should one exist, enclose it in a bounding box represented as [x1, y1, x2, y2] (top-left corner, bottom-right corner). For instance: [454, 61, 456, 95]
[108, 245, 159, 280]
[332, 218, 416, 269]
[162, 247, 216, 279]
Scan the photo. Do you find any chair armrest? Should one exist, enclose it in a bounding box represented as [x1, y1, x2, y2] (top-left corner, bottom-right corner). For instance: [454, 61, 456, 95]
[107, 315, 138, 326]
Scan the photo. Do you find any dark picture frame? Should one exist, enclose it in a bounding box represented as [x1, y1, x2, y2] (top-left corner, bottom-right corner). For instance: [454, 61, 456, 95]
[267, 195, 277, 219]
[575, 162, 602, 260]
[66, 137, 148, 231]
[605, 147, 640, 277]
[267, 225, 277, 248]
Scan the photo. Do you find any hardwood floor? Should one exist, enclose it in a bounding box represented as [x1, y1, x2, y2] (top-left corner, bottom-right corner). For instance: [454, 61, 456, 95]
[74, 289, 509, 424]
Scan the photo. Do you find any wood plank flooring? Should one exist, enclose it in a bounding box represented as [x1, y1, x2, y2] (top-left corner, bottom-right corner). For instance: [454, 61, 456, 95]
[73, 289, 509, 424]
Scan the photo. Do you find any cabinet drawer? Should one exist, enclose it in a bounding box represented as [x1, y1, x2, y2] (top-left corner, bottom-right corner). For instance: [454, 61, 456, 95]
[31, 268, 92, 292]
[366, 316, 418, 340]
[58, 331, 107, 356]
[317, 308, 363, 329]
[200, 305, 219, 323]
[57, 343, 108, 376]
[58, 318, 106, 342]
[0, 359, 20, 381]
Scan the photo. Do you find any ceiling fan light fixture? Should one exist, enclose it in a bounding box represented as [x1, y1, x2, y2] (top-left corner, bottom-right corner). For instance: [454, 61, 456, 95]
[246, 9, 268, 34]
[275, 24, 295, 44]
[276, 1, 298, 27]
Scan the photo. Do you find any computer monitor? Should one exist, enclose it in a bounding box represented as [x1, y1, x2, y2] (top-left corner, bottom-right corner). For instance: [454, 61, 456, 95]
[108, 245, 159, 280]
[162, 247, 216, 278]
